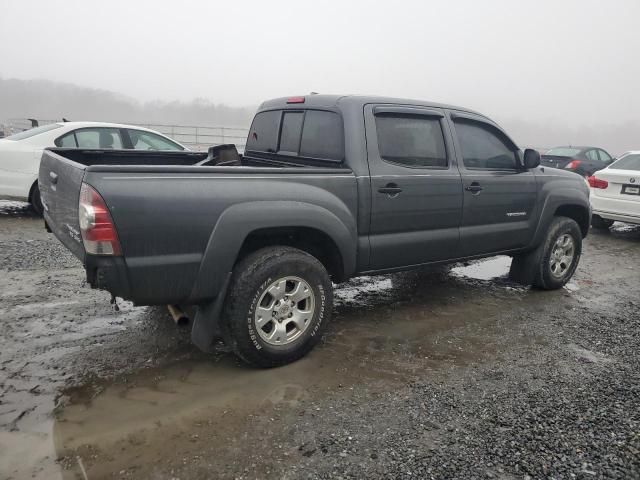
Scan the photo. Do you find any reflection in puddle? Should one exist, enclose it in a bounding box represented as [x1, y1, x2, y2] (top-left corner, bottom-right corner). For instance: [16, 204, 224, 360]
[334, 276, 393, 303]
[451, 255, 511, 281]
[564, 282, 580, 292]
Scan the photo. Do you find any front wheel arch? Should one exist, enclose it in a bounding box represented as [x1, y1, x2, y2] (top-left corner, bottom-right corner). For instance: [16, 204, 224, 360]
[553, 204, 590, 238]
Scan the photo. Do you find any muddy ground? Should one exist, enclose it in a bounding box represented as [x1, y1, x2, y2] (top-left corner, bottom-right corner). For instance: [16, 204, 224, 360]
[0, 200, 638, 480]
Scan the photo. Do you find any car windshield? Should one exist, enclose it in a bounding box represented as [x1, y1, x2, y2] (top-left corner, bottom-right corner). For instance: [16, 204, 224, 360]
[545, 147, 581, 157]
[609, 153, 640, 171]
[5, 123, 63, 140]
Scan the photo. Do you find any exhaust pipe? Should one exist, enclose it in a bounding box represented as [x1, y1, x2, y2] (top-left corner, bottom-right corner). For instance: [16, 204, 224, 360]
[167, 304, 189, 326]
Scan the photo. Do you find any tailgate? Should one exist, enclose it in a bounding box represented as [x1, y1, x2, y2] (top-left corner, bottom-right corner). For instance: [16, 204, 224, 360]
[39, 149, 86, 261]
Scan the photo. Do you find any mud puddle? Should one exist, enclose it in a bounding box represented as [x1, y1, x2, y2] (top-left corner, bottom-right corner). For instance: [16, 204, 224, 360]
[451, 255, 512, 280]
[40, 263, 564, 479]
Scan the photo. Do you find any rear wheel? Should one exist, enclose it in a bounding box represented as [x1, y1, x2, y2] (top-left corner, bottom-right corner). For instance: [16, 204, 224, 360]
[591, 215, 614, 230]
[30, 184, 43, 216]
[221, 246, 333, 367]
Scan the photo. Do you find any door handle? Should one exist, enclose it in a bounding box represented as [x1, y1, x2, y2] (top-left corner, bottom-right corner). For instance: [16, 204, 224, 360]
[49, 172, 58, 184]
[465, 182, 482, 193]
[378, 183, 403, 196]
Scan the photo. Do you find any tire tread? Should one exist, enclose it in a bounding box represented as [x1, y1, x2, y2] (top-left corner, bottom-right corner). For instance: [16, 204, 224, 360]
[221, 246, 332, 367]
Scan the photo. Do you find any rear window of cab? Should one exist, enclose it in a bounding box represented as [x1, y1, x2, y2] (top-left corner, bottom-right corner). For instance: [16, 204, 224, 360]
[246, 109, 344, 162]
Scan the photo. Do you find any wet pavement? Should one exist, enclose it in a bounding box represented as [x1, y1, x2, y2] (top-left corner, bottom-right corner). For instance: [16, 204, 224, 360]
[1, 200, 639, 479]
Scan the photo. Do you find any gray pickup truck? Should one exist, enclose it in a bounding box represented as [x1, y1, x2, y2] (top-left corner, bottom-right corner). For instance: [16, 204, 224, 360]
[40, 95, 591, 367]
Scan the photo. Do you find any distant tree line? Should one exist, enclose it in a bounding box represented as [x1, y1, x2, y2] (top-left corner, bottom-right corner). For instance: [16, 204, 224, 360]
[0, 77, 255, 128]
[2, 77, 638, 155]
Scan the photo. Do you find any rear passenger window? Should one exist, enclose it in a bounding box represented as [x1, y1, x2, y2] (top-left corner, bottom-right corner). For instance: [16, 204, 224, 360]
[598, 150, 612, 162]
[246, 110, 280, 153]
[586, 150, 599, 161]
[300, 110, 344, 161]
[246, 109, 344, 162]
[375, 114, 447, 168]
[73, 128, 123, 149]
[56, 132, 78, 147]
[454, 120, 517, 170]
[279, 112, 304, 154]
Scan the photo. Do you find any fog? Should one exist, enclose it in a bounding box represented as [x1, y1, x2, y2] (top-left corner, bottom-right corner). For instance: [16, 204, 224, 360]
[1, 0, 639, 153]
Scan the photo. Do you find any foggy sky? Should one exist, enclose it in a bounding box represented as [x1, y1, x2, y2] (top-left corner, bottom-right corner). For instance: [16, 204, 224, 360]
[1, 0, 639, 132]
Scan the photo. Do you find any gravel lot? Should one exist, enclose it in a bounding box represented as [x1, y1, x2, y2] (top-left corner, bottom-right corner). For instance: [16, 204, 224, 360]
[0, 200, 638, 480]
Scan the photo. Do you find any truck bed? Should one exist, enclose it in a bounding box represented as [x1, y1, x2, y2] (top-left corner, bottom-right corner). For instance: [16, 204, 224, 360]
[39, 148, 358, 305]
[49, 148, 210, 166]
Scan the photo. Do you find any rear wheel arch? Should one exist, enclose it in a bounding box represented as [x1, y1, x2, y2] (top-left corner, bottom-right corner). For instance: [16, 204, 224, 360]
[189, 201, 356, 302]
[236, 226, 345, 282]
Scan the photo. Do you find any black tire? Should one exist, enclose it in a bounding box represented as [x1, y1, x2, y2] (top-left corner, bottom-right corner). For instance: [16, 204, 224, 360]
[509, 216, 582, 289]
[532, 216, 582, 290]
[30, 184, 44, 216]
[221, 246, 333, 368]
[591, 215, 614, 230]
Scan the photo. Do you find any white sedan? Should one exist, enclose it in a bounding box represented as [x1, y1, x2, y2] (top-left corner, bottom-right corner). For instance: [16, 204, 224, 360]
[0, 122, 187, 214]
[589, 151, 640, 228]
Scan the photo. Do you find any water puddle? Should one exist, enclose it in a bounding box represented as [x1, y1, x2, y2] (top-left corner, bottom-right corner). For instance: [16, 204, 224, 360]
[451, 255, 511, 281]
[564, 281, 580, 292]
[334, 276, 394, 304]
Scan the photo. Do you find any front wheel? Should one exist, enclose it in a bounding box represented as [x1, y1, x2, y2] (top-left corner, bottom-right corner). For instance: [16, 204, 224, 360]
[533, 217, 582, 290]
[221, 246, 333, 367]
[509, 217, 582, 289]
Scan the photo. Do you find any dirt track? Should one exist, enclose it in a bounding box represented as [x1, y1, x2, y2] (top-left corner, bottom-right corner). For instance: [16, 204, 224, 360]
[1, 200, 638, 479]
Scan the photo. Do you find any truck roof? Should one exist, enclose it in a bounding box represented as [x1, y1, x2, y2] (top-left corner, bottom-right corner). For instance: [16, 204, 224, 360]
[259, 94, 487, 118]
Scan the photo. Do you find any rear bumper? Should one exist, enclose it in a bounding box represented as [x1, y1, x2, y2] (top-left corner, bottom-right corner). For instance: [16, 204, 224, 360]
[85, 255, 133, 300]
[85, 254, 205, 306]
[591, 195, 640, 225]
[592, 209, 640, 225]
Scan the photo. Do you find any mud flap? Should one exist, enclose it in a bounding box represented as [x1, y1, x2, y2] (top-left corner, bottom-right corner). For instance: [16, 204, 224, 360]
[508, 244, 543, 286]
[191, 272, 232, 352]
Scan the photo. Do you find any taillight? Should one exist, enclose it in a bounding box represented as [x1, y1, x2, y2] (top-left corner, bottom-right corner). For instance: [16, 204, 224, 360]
[286, 96, 305, 104]
[587, 176, 608, 189]
[565, 160, 582, 170]
[79, 183, 121, 255]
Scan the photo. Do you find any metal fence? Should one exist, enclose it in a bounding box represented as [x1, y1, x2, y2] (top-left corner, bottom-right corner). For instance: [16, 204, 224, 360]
[3, 118, 249, 151]
[132, 123, 248, 151]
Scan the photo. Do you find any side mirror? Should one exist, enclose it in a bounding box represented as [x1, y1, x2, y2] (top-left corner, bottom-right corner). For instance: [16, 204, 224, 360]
[523, 148, 541, 169]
